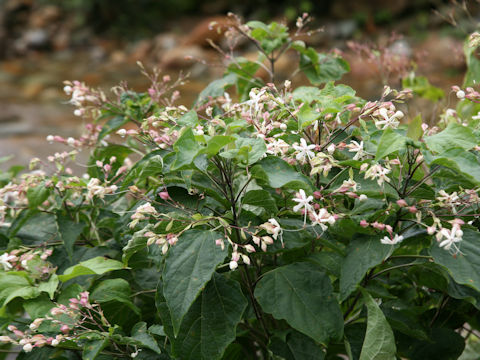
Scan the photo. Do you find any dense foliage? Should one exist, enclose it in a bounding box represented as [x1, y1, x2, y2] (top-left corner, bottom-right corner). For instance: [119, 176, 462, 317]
[2, 14, 480, 359]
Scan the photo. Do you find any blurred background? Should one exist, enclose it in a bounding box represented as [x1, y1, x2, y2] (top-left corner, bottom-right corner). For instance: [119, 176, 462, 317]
[0, 0, 479, 169]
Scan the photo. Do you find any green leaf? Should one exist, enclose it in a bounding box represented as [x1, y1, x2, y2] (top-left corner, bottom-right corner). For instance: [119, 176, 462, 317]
[197, 74, 236, 104]
[122, 150, 164, 188]
[295, 47, 350, 85]
[171, 128, 201, 171]
[23, 294, 54, 319]
[131, 322, 161, 354]
[91, 279, 140, 315]
[425, 122, 477, 153]
[292, 86, 322, 104]
[171, 273, 247, 360]
[269, 330, 325, 360]
[402, 75, 444, 101]
[58, 257, 124, 282]
[408, 328, 465, 360]
[375, 128, 407, 160]
[26, 182, 49, 209]
[298, 104, 320, 130]
[38, 274, 59, 299]
[431, 229, 480, 292]
[242, 189, 278, 214]
[162, 229, 227, 335]
[0, 286, 40, 308]
[82, 337, 109, 360]
[122, 226, 152, 266]
[430, 148, 480, 185]
[56, 213, 86, 260]
[359, 291, 396, 360]
[252, 157, 312, 190]
[202, 135, 236, 157]
[177, 110, 199, 127]
[464, 37, 480, 87]
[98, 115, 129, 140]
[340, 237, 392, 301]
[407, 114, 423, 141]
[255, 262, 343, 343]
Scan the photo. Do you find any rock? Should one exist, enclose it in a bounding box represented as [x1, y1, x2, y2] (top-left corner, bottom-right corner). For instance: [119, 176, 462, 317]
[129, 39, 152, 61]
[158, 45, 206, 69]
[181, 16, 232, 47]
[21, 28, 50, 50]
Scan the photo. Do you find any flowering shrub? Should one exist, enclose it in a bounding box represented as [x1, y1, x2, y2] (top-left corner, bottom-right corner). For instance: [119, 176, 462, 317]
[2, 14, 480, 359]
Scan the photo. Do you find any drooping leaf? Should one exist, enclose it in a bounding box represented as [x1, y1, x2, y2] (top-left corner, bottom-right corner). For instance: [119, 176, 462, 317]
[26, 182, 50, 209]
[252, 156, 312, 190]
[58, 257, 124, 282]
[431, 229, 480, 292]
[269, 330, 326, 360]
[91, 278, 140, 315]
[430, 148, 480, 185]
[242, 189, 278, 214]
[131, 322, 161, 354]
[56, 213, 86, 260]
[424, 122, 477, 154]
[255, 262, 343, 343]
[359, 291, 396, 360]
[375, 128, 407, 160]
[171, 128, 201, 171]
[340, 236, 392, 301]
[162, 229, 227, 335]
[407, 114, 423, 141]
[82, 337, 109, 360]
[171, 273, 247, 360]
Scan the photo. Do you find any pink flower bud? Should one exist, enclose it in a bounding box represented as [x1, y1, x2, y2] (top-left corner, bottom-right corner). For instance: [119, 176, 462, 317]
[360, 220, 369, 228]
[159, 191, 170, 200]
[396, 199, 408, 207]
[244, 244, 256, 253]
[60, 325, 70, 334]
[408, 206, 417, 213]
[313, 191, 322, 199]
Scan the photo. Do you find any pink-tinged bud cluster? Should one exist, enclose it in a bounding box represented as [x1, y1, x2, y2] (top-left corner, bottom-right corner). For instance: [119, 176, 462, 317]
[144, 231, 178, 254]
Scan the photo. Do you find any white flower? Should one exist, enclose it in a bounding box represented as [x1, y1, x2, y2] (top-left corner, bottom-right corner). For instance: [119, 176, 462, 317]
[266, 139, 289, 156]
[292, 189, 313, 213]
[347, 140, 367, 160]
[292, 189, 314, 225]
[363, 163, 391, 186]
[437, 224, 463, 252]
[380, 234, 404, 245]
[374, 108, 403, 129]
[456, 90, 465, 99]
[0, 253, 15, 271]
[359, 194, 368, 201]
[292, 138, 316, 164]
[310, 208, 335, 231]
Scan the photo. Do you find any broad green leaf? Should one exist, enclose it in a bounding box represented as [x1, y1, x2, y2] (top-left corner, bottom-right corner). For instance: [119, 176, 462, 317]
[430, 148, 480, 185]
[298, 104, 320, 130]
[177, 110, 198, 127]
[98, 115, 129, 140]
[197, 73, 236, 104]
[56, 213, 86, 260]
[162, 229, 227, 335]
[292, 86, 322, 104]
[0, 286, 40, 308]
[23, 294, 54, 319]
[375, 128, 406, 160]
[38, 274, 59, 299]
[202, 135, 236, 157]
[122, 150, 164, 189]
[252, 157, 312, 190]
[171, 128, 201, 171]
[359, 291, 396, 360]
[295, 46, 349, 85]
[340, 237, 392, 301]
[424, 122, 477, 154]
[58, 257, 124, 282]
[408, 328, 465, 360]
[402, 75, 444, 101]
[407, 114, 423, 141]
[269, 330, 325, 360]
[122, 226, 152, 266]
[464, 37, 480, 87]
[131, 322, 161, 354]
[171, 273, 247, 360]
[91, 278, 140, 315]
[255, 262, 343, 343]
[242, 189, 278, 214]
[26, 182, 49, 209]
[82, 337, 109, 360]
[431, 229, 480, 292]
